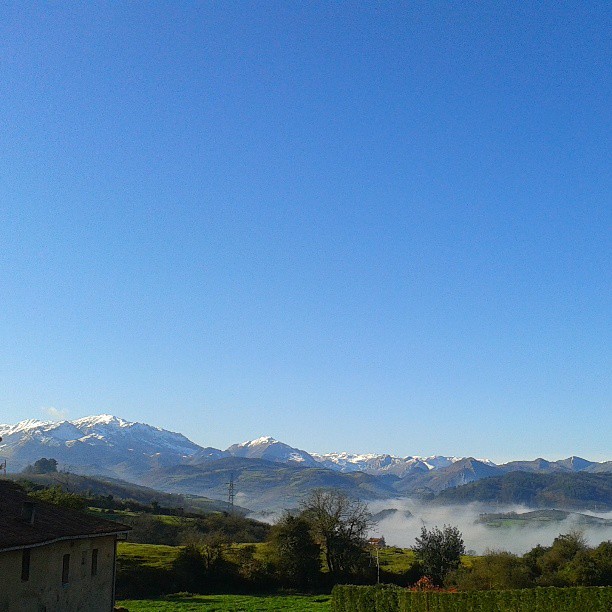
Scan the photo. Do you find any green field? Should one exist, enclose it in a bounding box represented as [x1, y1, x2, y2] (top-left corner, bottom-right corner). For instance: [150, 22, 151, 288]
[118, 593, 331, 611]
[118, 542, 182, 568]
[377, 546, 415, 573]
[118, 541, 422, 577]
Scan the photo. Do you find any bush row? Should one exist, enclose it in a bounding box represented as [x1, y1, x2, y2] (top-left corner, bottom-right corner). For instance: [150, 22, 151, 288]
[331, 584, 612, 612]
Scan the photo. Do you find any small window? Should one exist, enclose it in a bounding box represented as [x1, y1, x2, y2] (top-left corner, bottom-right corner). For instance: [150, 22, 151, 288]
[81, 550, 87, 565]
[61, 554, 70, 585]
[21, 549, 31, 581]
[91, 549, 98, 576]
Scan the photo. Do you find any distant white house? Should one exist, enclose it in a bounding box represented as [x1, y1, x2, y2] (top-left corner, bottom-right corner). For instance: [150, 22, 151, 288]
[0, 481, 130, 612]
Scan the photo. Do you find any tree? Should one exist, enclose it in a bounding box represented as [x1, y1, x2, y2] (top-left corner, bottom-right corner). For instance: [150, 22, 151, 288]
[585, 540, 612, 586]
[172, 544, 205, 592]
[30, 485, 86, 510]
[450, 551, 532, 590]
[233, 544, 268, 585]
[23, 458, 58, 474]
[300, 489, 371, 578]
[269, 512, 321, 589]
[413, 525, 465, 586]
[538, 530, 587, 585]
[199, 533, 228, 575]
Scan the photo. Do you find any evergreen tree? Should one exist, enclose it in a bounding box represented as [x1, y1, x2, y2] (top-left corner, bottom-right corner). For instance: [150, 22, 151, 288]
[413, 524, 465, 586]
[269, 512, 321, 589]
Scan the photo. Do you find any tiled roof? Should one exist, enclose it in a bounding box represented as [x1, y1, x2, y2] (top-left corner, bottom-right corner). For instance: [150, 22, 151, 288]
[0, 480, 130, 551]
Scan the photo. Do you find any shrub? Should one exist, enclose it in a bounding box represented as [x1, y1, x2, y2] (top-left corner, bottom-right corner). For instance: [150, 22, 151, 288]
[332, 584, 612, 612]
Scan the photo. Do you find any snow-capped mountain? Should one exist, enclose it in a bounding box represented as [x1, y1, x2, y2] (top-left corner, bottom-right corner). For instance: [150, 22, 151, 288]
[0, 414, 201, 477]
[226, 436, 319, 466]
[69, 414, 201, 456]
[0, 415, 608, 492]
[310, 452, 465, 477]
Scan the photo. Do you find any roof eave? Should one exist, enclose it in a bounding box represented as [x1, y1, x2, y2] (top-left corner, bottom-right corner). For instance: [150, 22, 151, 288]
[0, 530, 131, 554]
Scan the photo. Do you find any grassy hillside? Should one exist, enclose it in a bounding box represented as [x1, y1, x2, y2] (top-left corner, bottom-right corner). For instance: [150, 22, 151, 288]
[95, 506, 271, 545]
[476, 508, 612, 528]
[9, 471, 244, 514]
[118, 542, 182, 568]
[11, 475, 271, 547]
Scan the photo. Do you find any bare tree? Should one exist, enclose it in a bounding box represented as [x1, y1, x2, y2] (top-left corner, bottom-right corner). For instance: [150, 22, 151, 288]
[301, 489, 371, 578]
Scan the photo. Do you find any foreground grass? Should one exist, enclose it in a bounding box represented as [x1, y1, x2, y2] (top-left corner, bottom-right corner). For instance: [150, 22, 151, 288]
[117, 593, 331, 611]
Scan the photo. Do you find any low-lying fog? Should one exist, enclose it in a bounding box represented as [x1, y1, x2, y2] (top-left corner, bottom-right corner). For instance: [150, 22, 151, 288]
[249, 498, 612, 555]
[366, 499, 612, 555]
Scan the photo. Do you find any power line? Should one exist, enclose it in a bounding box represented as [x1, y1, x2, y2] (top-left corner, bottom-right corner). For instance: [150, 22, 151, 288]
[226, 473, 235, 514]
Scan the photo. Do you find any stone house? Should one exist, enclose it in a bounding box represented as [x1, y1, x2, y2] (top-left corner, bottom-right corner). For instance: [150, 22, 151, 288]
[0, 481, 130, 612]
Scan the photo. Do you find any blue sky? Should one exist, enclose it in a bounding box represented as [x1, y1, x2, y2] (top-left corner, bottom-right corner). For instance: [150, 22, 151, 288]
[0, 1, 609, 461]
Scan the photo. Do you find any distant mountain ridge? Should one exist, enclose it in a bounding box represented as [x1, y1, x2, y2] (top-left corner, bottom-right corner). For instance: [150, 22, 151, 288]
[1, 415, 610, 511]
[2, 414, 606, 476]
[435, 471, 612, 511]
[309, 451, 471, 477]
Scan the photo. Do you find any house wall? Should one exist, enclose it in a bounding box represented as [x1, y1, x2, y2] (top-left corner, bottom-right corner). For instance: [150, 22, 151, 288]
[0, 535, 117, 612]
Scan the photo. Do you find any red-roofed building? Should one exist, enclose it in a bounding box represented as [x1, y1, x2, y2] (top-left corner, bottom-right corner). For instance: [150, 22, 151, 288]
[368, 537, 386, 548]
[0, 480, 130, 611]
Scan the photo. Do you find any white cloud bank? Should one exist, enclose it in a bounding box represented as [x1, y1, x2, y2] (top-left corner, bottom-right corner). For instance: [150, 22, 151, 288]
[367, 499, 612, 555]
[42, 406, 69, 420]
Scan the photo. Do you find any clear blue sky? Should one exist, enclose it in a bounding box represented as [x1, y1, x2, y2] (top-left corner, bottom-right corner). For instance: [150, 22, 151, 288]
[1, 1, 610, 461]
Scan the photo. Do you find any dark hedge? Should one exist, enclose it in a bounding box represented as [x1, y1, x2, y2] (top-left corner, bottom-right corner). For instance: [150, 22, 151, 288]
[332, 584, 612, 611]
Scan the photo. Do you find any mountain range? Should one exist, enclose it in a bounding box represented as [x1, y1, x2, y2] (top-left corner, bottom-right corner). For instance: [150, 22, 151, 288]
[1, 415, 610, 511]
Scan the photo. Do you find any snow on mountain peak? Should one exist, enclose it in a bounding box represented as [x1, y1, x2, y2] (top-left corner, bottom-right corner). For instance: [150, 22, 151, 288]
[226, 436, 318, 466]
[0, 415, 497, 474]
[0, 414, 203, 469]
[0, 418, 52, 436]
[228, 436, 291, 452]
[72, 414, 130, 428]
[246, 436, 278, 447]
[1, 414, 606, 486]
[309, 450, 472, 476]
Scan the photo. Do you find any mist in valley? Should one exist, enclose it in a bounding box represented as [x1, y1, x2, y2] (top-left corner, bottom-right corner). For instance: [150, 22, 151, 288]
[366, 499, 612, 555]
[249, 497, 612, 555]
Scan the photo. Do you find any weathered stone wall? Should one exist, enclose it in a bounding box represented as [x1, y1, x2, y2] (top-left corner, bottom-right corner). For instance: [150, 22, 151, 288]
[0, 535, 117, 612]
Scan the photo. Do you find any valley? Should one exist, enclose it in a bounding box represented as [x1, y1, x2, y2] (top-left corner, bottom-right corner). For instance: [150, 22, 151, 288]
[1, 414, 611, 554]
[1, 414, 610, 510]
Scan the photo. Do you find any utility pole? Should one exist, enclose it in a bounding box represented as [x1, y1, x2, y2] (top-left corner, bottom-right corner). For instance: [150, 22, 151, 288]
[369, 539, 381, 584]
[226, 473, 235, 515]
[375, 545, 380, 584]
[0, 436, 5, 476]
